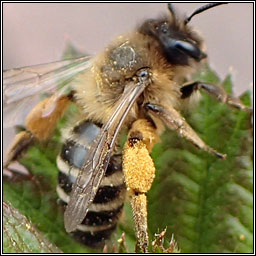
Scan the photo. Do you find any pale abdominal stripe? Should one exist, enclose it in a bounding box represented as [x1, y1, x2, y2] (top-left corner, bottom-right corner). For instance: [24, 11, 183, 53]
[56, 120, 126, 247]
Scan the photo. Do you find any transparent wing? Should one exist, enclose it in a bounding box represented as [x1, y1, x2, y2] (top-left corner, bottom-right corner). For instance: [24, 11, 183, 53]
[3, 56, 92, 128]
[64, 75, 150, 232]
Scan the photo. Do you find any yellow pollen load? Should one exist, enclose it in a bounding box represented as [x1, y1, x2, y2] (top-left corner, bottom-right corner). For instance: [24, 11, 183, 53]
[123, 140, 156, 193]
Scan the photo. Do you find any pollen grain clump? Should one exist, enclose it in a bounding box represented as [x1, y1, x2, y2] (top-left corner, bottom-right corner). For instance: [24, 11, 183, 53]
[123, 135, 156, 193]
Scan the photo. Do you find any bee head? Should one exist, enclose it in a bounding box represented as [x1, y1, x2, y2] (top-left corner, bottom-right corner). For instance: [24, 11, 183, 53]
[139, 3, 227, 66]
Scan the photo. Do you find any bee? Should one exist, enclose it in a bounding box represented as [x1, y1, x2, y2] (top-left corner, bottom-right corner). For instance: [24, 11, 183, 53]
[3, 2, 251, 253]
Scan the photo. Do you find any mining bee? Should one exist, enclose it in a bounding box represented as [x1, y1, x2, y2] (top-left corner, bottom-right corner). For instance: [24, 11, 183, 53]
[3, 3, 252, 253]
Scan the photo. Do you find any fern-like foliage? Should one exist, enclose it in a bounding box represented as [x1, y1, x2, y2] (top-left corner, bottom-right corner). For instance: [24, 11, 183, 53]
[3, 49, 252, 253]
[149, 67, 253, 253]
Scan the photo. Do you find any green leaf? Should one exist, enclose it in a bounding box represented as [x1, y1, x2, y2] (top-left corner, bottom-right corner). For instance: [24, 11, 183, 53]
[3, 48, 252, 253]
[3, 201, 62, 253]
[148, 66, 253, 253]
[3, 105, 98, 253]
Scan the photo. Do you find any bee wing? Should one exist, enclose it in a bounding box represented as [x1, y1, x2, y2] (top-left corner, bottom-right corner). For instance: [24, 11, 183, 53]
[3, 56, 92, 127]
[64, 76, 150, 232]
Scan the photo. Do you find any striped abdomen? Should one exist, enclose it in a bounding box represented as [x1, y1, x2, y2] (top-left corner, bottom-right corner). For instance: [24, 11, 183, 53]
[56, 120, 126, 248]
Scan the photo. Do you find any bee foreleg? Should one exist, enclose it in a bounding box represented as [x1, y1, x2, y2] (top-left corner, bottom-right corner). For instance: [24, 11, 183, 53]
[180, 81, 252, 112]
[123, 119, 159, 253]
[145, 103, 227, 159]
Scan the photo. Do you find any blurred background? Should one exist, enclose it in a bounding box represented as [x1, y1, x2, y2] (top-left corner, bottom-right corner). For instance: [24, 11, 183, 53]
[3, 3, 253, 158]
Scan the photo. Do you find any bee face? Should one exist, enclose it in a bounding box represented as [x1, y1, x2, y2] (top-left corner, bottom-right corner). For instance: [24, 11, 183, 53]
[139, 17, 206, 66]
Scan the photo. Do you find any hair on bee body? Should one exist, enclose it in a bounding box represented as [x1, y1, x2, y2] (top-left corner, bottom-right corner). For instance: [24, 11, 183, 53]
[3, 2, 251, 253]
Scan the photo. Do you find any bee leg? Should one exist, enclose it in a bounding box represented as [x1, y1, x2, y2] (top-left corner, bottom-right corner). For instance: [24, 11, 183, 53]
[132, 193, 149, 253]
[145, 103, 227, 159]
[25, 95, 71, 140]
[123, 119, 160, 253]
[4, 130, 34, 169]
[180, 81, 252, 112]
[4, 95, 71, 168]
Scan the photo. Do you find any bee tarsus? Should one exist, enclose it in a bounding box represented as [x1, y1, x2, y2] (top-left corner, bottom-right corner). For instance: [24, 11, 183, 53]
[181, 81, 251, 112]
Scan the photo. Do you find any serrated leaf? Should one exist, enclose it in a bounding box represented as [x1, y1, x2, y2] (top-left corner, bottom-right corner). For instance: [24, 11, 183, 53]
[3, 201, 62, 253]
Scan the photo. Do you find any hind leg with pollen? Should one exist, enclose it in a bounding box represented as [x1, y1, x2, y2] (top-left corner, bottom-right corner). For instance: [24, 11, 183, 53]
[123, 119, 160, 253]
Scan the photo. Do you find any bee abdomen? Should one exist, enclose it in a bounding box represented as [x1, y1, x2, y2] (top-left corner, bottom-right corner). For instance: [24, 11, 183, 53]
[56, 120, 125, 248]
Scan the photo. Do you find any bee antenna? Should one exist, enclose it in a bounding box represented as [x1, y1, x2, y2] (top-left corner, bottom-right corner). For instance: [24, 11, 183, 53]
[168, 3, 176, 19]
[184, 3, 228, 25]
